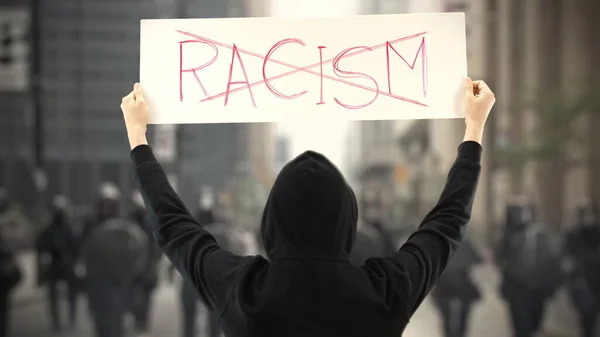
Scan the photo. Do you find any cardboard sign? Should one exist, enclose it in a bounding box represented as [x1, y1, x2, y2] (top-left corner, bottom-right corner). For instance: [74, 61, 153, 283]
[140, 13, 467, 124]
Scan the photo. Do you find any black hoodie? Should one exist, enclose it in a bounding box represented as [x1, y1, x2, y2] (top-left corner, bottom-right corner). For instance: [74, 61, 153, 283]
[132, 141, 481, 337]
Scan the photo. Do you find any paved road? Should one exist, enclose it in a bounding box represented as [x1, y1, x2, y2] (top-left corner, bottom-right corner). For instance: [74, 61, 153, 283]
[8, 284, 478, 337]
[9, 253, 578, 337]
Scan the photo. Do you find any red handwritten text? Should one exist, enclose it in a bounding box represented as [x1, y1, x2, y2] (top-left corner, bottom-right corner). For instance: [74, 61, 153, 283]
[177, 30, 429, 109]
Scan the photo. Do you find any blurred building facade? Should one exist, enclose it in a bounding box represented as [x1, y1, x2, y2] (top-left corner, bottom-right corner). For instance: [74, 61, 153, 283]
[0, 0, 274, 212]
[487, 0, 599, 230]
[0, 2, 38, 211]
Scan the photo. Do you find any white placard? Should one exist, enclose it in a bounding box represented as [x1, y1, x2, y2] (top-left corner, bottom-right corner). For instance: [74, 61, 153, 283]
[140, 13, 467, 124]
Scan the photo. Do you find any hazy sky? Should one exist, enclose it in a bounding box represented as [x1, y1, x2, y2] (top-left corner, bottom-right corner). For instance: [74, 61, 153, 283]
[269, 0, 362, 174]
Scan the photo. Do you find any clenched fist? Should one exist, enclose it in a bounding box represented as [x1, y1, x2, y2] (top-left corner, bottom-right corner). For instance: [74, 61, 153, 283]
[461, 77, 496, 144]
[463, 77, 495, 126]
[121, 83, 149, 149]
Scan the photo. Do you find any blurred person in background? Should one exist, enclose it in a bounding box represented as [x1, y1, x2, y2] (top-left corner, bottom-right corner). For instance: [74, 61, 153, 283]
[36, 195, 79, 332]
[495, 195, 534, 263]
[350, 219, 386, 266]
[129, 189, 161, 336]
[80, 182, 122, 241]
[196, 186, 217, 225]
[0, 188, 33, 251]
[0, 188, 23, 337]
[497, 203, 563, 337]
[563, 200, 600, 337]
[431, 233, 483, 337]
[77, 182, 150, 337]
[361, 203, 397, 256]
[174, 186, 222, 337]
[170, 186, 260, 337]
[121, 78, 493, 336]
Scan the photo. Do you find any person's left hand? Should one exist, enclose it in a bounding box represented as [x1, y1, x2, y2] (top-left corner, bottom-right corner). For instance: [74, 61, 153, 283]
[121, 83, 149, 149]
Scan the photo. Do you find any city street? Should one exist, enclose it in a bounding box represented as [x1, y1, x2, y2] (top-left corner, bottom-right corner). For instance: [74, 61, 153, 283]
[10, 283, 490, 337]
[9, 254, 577, 337]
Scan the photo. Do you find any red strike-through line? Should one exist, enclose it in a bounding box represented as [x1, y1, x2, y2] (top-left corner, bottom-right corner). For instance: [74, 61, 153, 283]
[177, 30, 428, 107]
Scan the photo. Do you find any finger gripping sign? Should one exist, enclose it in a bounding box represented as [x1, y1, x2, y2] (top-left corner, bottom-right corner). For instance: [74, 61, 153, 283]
[139, 13, 467, 124]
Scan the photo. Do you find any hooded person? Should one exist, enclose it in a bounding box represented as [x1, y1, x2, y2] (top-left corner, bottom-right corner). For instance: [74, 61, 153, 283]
[120, 78, 494, 337]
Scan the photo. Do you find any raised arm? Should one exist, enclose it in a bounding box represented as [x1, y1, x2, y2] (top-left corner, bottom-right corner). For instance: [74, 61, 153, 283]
[121, 84, 251, 317]
[363, 78, 495, 319]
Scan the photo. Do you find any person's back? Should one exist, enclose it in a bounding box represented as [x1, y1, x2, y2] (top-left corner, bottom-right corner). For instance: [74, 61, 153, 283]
[120, 78, 494, 337]
[131, 146, 482, 337]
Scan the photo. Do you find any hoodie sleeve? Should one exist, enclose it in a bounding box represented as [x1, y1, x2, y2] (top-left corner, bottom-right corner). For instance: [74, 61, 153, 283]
[130, 145, 251, 319]
[363, 141, 482, 320]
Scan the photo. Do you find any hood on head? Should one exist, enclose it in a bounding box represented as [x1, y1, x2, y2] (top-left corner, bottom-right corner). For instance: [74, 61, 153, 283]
[260, 150, 358, 260]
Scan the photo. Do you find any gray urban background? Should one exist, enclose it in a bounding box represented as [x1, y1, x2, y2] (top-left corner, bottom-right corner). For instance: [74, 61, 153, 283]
[0, 0, 599, 337]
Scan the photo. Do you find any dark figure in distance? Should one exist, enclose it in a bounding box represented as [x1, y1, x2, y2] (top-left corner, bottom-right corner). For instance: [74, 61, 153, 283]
[361, 199, 398, 256]
[129, 189, 161, 335]
[431, 234, 483, 337]
[120, 78, 494, 337]
[174, 187, 254, 337]
[497, 204, 563, 337]
[78, 183, 149, 337]
[36, 195, 79, 331]
[350, 220, 386, 266]
[0, 189, 23, 337]
[563, 201, 600, 337]
[176, 188, 223, 337]
[494, 195, 532, 264]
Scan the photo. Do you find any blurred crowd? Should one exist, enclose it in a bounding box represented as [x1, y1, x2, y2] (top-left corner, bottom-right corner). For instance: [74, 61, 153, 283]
[0, 180, 599, 337]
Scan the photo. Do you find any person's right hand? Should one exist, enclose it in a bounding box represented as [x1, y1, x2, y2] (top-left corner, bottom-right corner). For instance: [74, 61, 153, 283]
[462, 77, 496, 144]
[463, 77, 495, 127]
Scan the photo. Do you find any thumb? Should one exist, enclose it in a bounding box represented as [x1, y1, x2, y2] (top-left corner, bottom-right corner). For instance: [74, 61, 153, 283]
[464, 77, 474, 97]
[133, 83, 145, 101]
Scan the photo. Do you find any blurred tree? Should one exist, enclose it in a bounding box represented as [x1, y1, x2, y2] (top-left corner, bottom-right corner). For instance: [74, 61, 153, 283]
[497, 87, 600, 229]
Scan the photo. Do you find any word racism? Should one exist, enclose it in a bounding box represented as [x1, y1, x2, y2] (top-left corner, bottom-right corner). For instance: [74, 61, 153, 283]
[178, 30, 429, 110]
